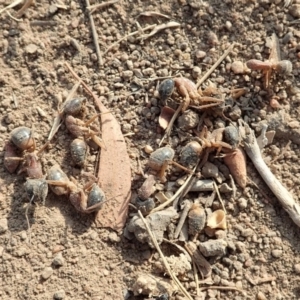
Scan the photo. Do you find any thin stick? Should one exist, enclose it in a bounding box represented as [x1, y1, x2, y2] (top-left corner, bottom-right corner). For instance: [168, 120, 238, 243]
[16, 0, 34, 17]
[174, 200, 192, 239]
[240, 120, 300, 228]
[85, 0, 103, 67]
[138, 211, 193, 300]
[87, 0, 119, 13]
[104, 24, 156, 55]
[48, 82, 80, 141]
[25, 195, 35, 244]
[199, 285, 245, 294]
[213, 181, 227, 214]
[159, 103, 183, 146]
[137, 11, 170, 20]
[0, 0, 23, 15]
[150, 161, 199, 213]
[196, 43, 235, 88]
[7, 10, 21, 21]
[193, 261, 200, 296]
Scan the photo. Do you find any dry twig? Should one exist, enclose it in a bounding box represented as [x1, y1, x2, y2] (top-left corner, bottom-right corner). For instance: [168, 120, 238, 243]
[240, 120, 300, 228]
[0, 0, 23, 15]
[150, 160, 199, 213]
[159, 103, 184, 146]
[137, 11, 171, 20]
[85, 0, 103, 67]
[87, 0, 119, 13]
[138, 211, 193, 300]
[104, 24, 156, 55]
[137, 21, 180, 40]
[196, 43, 235, 89]
[16, 0, 33, 17]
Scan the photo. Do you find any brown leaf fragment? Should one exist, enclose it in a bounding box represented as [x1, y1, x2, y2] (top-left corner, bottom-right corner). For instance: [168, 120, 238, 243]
[185, 241, 212, 278]
[159, 106, 175, 130]
[223, 147, 247, 189]
[64, 63, 131, 232]
[94, 96, 131, 232]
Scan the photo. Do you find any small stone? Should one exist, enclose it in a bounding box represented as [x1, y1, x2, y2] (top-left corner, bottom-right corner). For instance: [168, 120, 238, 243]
[271, 249, 283, 258]
[177, 110, 199, 130]
[194, 50, 206, 60]
[231, 61, 245, 74]
[228, 105, 242, 121]
[219, 183, 232, 193]
[25, 44, 38, 54]
[225, 21, 232, 31]
[288, 121, 300, 129]
[48, 4, 58, 14]
[20, 231, 27, 240]
[257, 291, 267, 300]
[53, 289, 66, 300]
[192, 66, 201, 79]
[294, 263, 300, 274]
[202, 162, 220, 181]
[41, 267, 53, 280]
[289, 5, 300, 18]
[108, 232, 121, 243]
[144, 145, 153, 154]
[241, 228, 253, 237]
[0, 218, 8, 233]
[237, 197, 248, 210]
[122, 70, 133, 80]
[199, 239, 227, 257]
[52, 253, 64, 267]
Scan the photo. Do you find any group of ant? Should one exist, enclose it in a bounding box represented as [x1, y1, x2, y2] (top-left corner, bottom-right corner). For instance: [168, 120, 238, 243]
[4, 98, 106, 216]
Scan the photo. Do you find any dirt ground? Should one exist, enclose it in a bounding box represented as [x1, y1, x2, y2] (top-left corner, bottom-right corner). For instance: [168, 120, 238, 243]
[1, 0, 300, 299]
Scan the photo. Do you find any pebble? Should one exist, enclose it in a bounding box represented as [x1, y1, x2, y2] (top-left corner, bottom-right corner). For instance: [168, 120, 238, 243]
[52, 253, 65, 267]
[144, 145, 153, 154]
[177, 110, 199, 130]
[108, 232, 121, 243]
[294, 263, 300, 274]
[289, 5, 300, 18]
[15, 247, 30, 257]
[53, 290, 66, 300]
[0, 218, 8, 233]
[202, 162, 220, 181]
[122, 70, 133, 80]
[225, 21, 232, 31]
[194, 50, 206, 60]
[25, 44, 38, 54]
[192, 66, 201, 79]
[237, 197, 248, 210]
[271, 249, 283, 258]
[228, 105, 242, 121]
[41, 267, 53, 280]
[231, 61, 245, 74]
[241, 228, 253, 237]
[257, 291, 267, 300]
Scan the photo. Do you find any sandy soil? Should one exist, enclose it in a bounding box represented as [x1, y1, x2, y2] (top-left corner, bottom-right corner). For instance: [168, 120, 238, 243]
[1, 0, 300, 299]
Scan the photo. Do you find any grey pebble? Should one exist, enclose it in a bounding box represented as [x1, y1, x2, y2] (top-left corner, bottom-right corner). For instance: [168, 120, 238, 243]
[53, 289, 66, 300]
[177, 110, 199, 130]
[228, 105, 242, 121]
[271, 249, 283, 258]
[0, 218, 8, 234]
[52, 253, 64, 267]
[41, 267, 53, 280]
